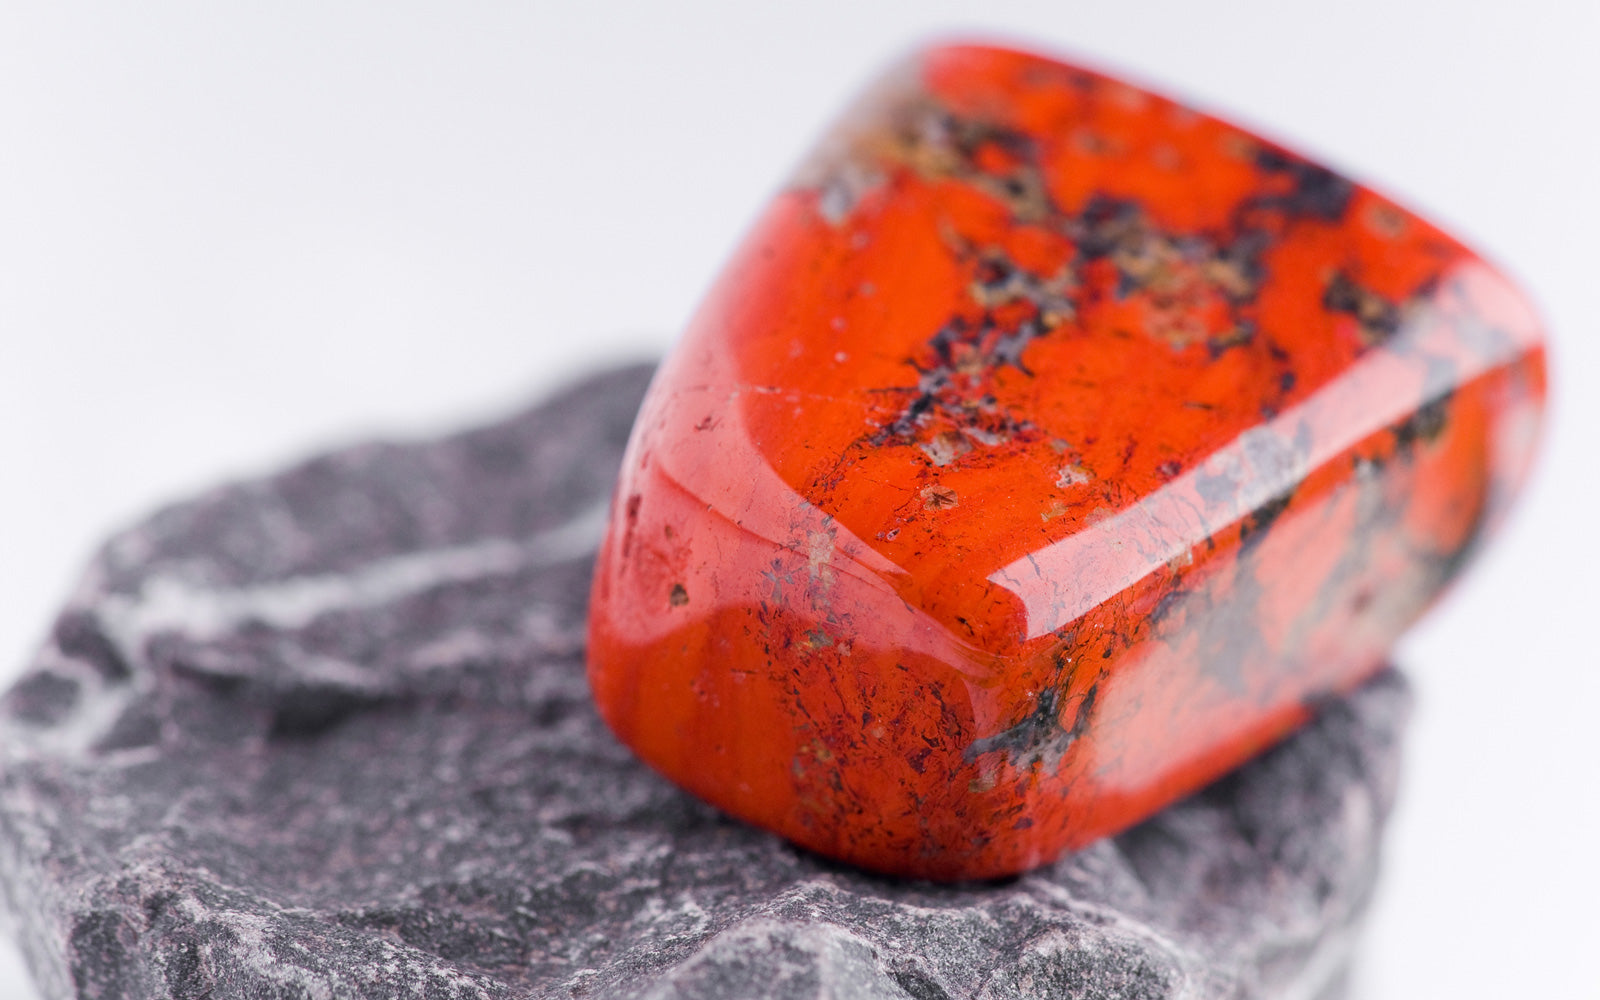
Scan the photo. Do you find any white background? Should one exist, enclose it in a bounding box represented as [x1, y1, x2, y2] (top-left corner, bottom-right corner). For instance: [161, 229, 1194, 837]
[1, 3, 1595, 997]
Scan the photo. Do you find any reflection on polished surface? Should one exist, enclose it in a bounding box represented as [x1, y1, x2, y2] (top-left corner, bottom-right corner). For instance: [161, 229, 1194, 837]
[586, 43, 1547, 880]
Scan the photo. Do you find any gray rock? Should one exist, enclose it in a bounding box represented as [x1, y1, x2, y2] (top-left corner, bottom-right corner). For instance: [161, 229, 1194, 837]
[0, 364, 1408, 1000]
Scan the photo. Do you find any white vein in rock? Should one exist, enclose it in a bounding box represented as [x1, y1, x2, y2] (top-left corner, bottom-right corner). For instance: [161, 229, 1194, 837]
[98, 499, 610, 650]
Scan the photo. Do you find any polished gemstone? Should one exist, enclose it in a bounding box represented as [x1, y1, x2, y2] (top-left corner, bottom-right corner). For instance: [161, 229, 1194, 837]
[586, 44, 1546, 879]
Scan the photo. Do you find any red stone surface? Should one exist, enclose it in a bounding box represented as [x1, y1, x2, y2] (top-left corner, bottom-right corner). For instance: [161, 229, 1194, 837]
[586, 44, 1547, 880]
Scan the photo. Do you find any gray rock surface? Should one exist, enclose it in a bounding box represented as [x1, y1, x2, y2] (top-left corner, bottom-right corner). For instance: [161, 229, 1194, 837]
[0, 364, 1408, 999]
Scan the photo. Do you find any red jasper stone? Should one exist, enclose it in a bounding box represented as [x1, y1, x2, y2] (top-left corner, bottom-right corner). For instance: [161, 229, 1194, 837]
[586, 44, 1547, 880]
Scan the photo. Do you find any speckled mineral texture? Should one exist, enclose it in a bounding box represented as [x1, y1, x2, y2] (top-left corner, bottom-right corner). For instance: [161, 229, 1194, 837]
[586, 43, 1541, 882]
[0, 365, 1407, 1000]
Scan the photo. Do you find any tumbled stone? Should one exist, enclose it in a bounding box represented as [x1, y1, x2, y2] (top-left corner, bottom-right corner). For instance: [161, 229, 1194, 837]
[0, 365, 1407, 999]
[587, 43, 1545, 879]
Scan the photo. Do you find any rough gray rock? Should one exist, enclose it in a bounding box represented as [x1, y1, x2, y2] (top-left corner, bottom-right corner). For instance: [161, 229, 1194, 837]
[0, 364, 1408, 1000]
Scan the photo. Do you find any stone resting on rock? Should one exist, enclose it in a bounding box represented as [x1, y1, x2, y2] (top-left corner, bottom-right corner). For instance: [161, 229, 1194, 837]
[0, 365, 1407, 1000]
